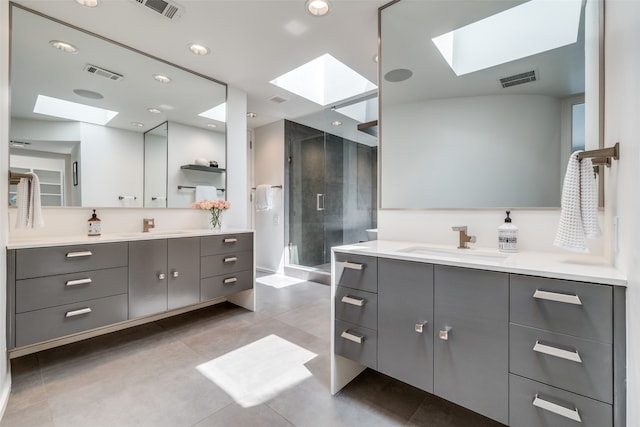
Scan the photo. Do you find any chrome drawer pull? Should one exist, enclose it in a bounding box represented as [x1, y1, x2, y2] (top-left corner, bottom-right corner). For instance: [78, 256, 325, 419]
[341, 295, 366, 307]
[341, 330, 364, 344]
[172, 271, 179, 278]
[532, 394, 582, 423]
[65, 278, 92, 287]
[343, 262, 364, 271]
[65, 307, 92, 318]
[223, 238, 238, 243]
[224, 256, 238, 263]
[66, 250, 93, 258]
[415, 321, 428, 334]
[533, 289, 582, 305]
[224, 277, 238, 284]
[533, 340, 583, 363]
[158, 273, 166, 280]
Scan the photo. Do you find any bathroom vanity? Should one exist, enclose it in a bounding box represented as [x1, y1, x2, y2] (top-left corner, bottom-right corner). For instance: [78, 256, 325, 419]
[331, 241, 626, 427]
[6, 230, 254, 356]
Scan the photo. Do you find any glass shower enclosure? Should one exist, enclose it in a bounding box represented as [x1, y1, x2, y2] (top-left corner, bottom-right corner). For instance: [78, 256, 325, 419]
[285, 120, 377, 275]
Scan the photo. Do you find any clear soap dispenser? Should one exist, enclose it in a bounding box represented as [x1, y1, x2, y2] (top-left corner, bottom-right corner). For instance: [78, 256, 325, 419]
[88, 209, 102, 236]
[498, 210, 518, 252]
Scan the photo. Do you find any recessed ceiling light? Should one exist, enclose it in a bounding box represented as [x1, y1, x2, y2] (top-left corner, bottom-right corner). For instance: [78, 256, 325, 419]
[331, 120, 342, 126]
[49, 40, 78, 54]
[207, 123, 217, 128]
[75, 0, 99, 7]
[131, 122, 144, 127]
[147, 108, 162, 114]
[247, 112, 257, 118]
[188, 43, 209, 55]
[73, 89, 104, 99]
[153, 74, 172, 84]
[305, 0, 331, 17]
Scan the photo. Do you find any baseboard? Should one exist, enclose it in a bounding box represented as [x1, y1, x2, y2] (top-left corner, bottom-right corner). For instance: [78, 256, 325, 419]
[256, 266, 277, 274]
[0, 370, 11, 422]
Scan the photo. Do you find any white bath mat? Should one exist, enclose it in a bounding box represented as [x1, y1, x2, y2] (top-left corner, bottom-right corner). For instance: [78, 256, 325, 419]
[196, 334, 317, 407]
[256, 274, 305, 289]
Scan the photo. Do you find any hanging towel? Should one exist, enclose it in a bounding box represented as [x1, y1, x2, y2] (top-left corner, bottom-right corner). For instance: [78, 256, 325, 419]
[15, 172, 44, 229]
[255, 185, 273, 211]
[195, 185, 217, 201]
[553, 152, 600, 252]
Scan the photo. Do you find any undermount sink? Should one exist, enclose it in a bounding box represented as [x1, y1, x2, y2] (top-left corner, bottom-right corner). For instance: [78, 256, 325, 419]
[398, 246, 511, 262]
[115, 230, 193, 238]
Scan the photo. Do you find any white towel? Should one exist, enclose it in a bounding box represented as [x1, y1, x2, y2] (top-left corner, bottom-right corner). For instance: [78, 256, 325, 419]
[15, 172, 44, 229]
[554, 152, 600, 252]
[195, 185, 217, 201]
[255, 185, 273, 211]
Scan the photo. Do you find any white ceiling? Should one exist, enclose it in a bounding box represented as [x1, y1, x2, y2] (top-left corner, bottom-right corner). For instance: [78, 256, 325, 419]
[11, 0, 387, 137]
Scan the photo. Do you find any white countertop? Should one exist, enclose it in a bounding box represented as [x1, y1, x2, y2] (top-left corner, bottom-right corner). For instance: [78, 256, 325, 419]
[332, 240, 627, 286]
[6, 228, 254, 250]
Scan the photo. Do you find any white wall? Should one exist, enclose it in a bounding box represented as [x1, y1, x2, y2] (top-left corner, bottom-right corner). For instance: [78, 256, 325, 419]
[254, 120, 285, 273]
[225, 86, 249, 230]
[605, 0, 640, 423]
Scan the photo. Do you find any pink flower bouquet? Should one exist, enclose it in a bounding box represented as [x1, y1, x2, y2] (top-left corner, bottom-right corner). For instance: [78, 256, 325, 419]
[192, 199, 231, 230]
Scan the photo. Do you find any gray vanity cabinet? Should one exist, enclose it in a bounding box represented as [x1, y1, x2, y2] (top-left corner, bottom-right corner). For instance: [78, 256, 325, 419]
[433, 265, 509, 425]
[378, 258, 434, 392]
[200, 233, 254, 300]
[167, 237, 200, 309]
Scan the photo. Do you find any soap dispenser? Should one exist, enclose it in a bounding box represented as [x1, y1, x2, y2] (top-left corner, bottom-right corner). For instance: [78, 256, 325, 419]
[88, 209, 102, 236]
[498, 211, 518, 252]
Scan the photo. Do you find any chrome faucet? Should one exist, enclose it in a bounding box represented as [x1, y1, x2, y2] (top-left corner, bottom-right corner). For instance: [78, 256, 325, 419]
[452, 226, 476, 249]
[143, 218, 155, 233]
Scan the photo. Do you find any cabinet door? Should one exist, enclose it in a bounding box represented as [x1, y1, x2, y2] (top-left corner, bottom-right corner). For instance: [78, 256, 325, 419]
[434, 265, 509, 425]
[168, 238, 200, 310]
[378, 259, 434, 392]
[129, 239, 168, 318]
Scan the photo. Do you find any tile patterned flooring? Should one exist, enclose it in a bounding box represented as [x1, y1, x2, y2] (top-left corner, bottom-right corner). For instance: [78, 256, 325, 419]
[1, 278, 505, 427]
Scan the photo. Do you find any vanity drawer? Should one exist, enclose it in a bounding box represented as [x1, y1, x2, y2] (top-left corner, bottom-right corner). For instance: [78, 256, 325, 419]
[510, 275, 613, 343]
[335, 287, 377, 330]
[334, 254, 377, 293]
[201, 269, 253, 301]
[509, 374, 612, 427]
[15, 242, 128, 280]
[509, 324, 612, 403]
[15, 294, 128, 348]
[334, 319, 377, 369]
[201, 251, 253, 278]
[16, 267, 128, 313]
[201, 233, 253, 256]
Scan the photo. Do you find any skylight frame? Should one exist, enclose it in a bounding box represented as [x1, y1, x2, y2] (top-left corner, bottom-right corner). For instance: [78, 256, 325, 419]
[33, 94, 118, 125]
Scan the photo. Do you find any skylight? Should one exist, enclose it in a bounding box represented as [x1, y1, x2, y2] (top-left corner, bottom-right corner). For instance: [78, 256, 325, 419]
[198, 102, 226, 122]
[33, 94, 118, 125]
[432, 0, 583, 76]
[335, 96, 378, 123]
[270, 53, 377, 106]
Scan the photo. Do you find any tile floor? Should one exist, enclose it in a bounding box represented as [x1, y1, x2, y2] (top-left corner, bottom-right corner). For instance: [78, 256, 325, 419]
[1, 277, 505, 427]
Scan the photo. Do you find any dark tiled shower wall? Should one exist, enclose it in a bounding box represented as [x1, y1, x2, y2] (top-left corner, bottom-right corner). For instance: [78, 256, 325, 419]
[285, 120, 377, 269]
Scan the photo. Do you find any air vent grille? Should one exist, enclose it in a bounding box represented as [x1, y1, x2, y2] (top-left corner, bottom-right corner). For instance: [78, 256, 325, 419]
[130, 0, 184, 20]
[269, 95, 288, 104]
[84, 64, 124, 81]
[499, 70, 537, 88]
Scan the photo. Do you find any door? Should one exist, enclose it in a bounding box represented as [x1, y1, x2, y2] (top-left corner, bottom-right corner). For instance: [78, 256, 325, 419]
[167, 237, 200, 310]
[129, 239, 168, 318]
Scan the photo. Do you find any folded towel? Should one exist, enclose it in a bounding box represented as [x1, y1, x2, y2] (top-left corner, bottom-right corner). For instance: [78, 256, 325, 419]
[255, 185, 273, 211]
[195, 185, 217, 201]
[553, 152, 600, 252]
[15, 172, 44, 229]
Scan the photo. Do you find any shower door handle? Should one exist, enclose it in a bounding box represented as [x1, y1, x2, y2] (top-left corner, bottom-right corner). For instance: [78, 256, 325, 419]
[317, 193, 325, 211]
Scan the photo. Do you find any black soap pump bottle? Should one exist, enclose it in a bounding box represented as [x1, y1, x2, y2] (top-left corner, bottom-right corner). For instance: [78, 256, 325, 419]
[88, 209, 102, 236]
[498, 211, 518, 252]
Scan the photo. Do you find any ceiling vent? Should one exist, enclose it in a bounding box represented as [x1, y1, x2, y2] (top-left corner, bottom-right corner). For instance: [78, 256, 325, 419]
[130, 0, 184, 20]
[84, 64, 124, 82]
[269, 95, 288, 104]
[499, 70, 537, 88]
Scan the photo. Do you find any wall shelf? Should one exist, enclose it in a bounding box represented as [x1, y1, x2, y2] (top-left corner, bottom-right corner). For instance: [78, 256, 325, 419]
[180, 164, 226, 173]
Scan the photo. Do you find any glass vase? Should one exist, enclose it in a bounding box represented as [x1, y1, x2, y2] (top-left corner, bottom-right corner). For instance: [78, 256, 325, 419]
[210, 209, 222, 231]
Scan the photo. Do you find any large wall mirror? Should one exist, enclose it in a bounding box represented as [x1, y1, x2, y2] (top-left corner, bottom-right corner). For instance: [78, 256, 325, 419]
[379, 0, 602, 209]
[9, 5, 227, 209]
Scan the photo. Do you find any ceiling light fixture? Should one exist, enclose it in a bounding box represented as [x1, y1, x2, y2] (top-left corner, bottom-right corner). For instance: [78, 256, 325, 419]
[331, 120, 342, 126]
[305, 0, 331, 17]
[188, 43, 209, 55]
[153, 74, 172, 84]
[207, 123, 217, 128]
[147, 108, 162, 114]
[247, 112, 257, 118]
[49, 40, 78, 54]
[131, 122, 144, 127]
[75, 0, 99, 7]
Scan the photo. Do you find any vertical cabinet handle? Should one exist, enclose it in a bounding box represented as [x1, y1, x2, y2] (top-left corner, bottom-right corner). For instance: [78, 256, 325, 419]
[224, 256, 238, 263]
[65, 278, 92, 287]
[533, 289, 582, 305]
[341, 295, 366, 307]
[65, 307, 92, 318]
[343, 262, 364, 271]
[415, 321, 428, 334]
[223, 238, 238, 243]
[171, 271, 179, 278]
[532, 394, 582, 423]
[317, 193, 325, 211]
[340, 330, 364, 344]
[533, 341, 583, 363]
[158, 273, 166, 280]
[66, 250, 92, 258]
